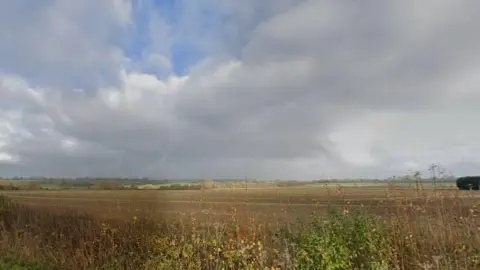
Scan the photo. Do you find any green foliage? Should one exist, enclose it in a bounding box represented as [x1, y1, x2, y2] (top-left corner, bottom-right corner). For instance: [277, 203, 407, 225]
[0, 255, 54, 270]
[296, 209, 389, 270]
[0, 261, 45, 270]
[0, 195, 13, 213]
[145, 234, 270, 269]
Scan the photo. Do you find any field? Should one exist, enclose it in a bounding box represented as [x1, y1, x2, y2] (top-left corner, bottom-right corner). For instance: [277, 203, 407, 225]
[1, 185, 475, 223]
[0, 184, 479, 269]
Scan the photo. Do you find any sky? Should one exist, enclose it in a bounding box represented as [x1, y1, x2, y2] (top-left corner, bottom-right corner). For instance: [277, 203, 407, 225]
[1, 0, 480, 179]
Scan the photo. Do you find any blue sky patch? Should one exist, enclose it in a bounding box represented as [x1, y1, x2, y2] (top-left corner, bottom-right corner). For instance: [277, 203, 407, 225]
[121, 0, 207, 76]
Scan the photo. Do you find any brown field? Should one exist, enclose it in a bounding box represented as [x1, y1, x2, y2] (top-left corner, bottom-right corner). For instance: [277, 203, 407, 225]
[2, 186, 479, 223]
[1, 185, 480, 269]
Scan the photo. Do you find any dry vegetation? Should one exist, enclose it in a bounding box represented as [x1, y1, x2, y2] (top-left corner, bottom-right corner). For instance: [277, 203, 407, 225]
[0, 185, 479, 269]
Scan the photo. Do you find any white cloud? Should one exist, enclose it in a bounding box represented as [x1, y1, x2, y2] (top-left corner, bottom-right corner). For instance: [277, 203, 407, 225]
[110, 0, 133, 25]
[0, 152, 17, 163]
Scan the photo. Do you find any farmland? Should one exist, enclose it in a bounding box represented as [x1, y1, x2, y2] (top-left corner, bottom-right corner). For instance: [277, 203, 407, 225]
[1, 185, 476, 222]
[0, 183, 479, 269]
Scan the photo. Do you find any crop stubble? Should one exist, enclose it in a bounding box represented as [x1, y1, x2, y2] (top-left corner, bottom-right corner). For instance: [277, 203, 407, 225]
[2, 186, 479, 224]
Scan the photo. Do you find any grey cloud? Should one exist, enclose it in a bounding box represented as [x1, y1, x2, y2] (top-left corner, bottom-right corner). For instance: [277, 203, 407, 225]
[243, 0, 480, 110]
[2, 1, 480, 178]
[0, 0, 131, 89]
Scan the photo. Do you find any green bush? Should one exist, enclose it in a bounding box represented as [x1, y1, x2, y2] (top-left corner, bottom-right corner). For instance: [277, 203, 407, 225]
[296, 209, 390, 270]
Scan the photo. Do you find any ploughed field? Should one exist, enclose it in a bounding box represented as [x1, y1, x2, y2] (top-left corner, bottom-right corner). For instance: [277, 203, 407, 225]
[2, 186, 479, 223]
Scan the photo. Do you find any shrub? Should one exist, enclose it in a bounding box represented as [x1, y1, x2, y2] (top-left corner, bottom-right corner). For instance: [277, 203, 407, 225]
[296, 209, 390, 269]
[456, 176, 480, 190]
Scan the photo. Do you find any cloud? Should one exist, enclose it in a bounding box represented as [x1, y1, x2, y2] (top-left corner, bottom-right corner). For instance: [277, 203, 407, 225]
[0, 0, 131, 89]
[1, 0, 480, 179]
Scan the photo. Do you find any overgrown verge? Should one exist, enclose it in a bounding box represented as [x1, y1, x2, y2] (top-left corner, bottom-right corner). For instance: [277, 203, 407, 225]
[0, 195, 479, 269]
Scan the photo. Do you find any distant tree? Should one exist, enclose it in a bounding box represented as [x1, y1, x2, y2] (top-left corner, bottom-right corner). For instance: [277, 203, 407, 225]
[456, 176, 480, 190]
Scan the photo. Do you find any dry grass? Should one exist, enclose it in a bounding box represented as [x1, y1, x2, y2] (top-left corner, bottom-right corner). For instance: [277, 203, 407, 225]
[0, 186, 479, 269]
[3, 187, 476, 221]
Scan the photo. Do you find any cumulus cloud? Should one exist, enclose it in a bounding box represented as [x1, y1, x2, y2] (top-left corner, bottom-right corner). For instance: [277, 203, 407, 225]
[1, 0, 480, 179]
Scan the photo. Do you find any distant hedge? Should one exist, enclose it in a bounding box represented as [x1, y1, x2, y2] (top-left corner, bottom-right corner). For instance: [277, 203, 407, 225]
[0, 185, 19, 191]
[456, 176, 480, 190]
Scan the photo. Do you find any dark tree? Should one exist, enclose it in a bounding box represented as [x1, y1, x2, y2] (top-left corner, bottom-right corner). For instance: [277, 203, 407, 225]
[456, 176, 480, 190]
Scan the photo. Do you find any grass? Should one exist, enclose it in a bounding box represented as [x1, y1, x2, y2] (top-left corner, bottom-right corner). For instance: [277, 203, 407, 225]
[0, 186, 479, 269]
